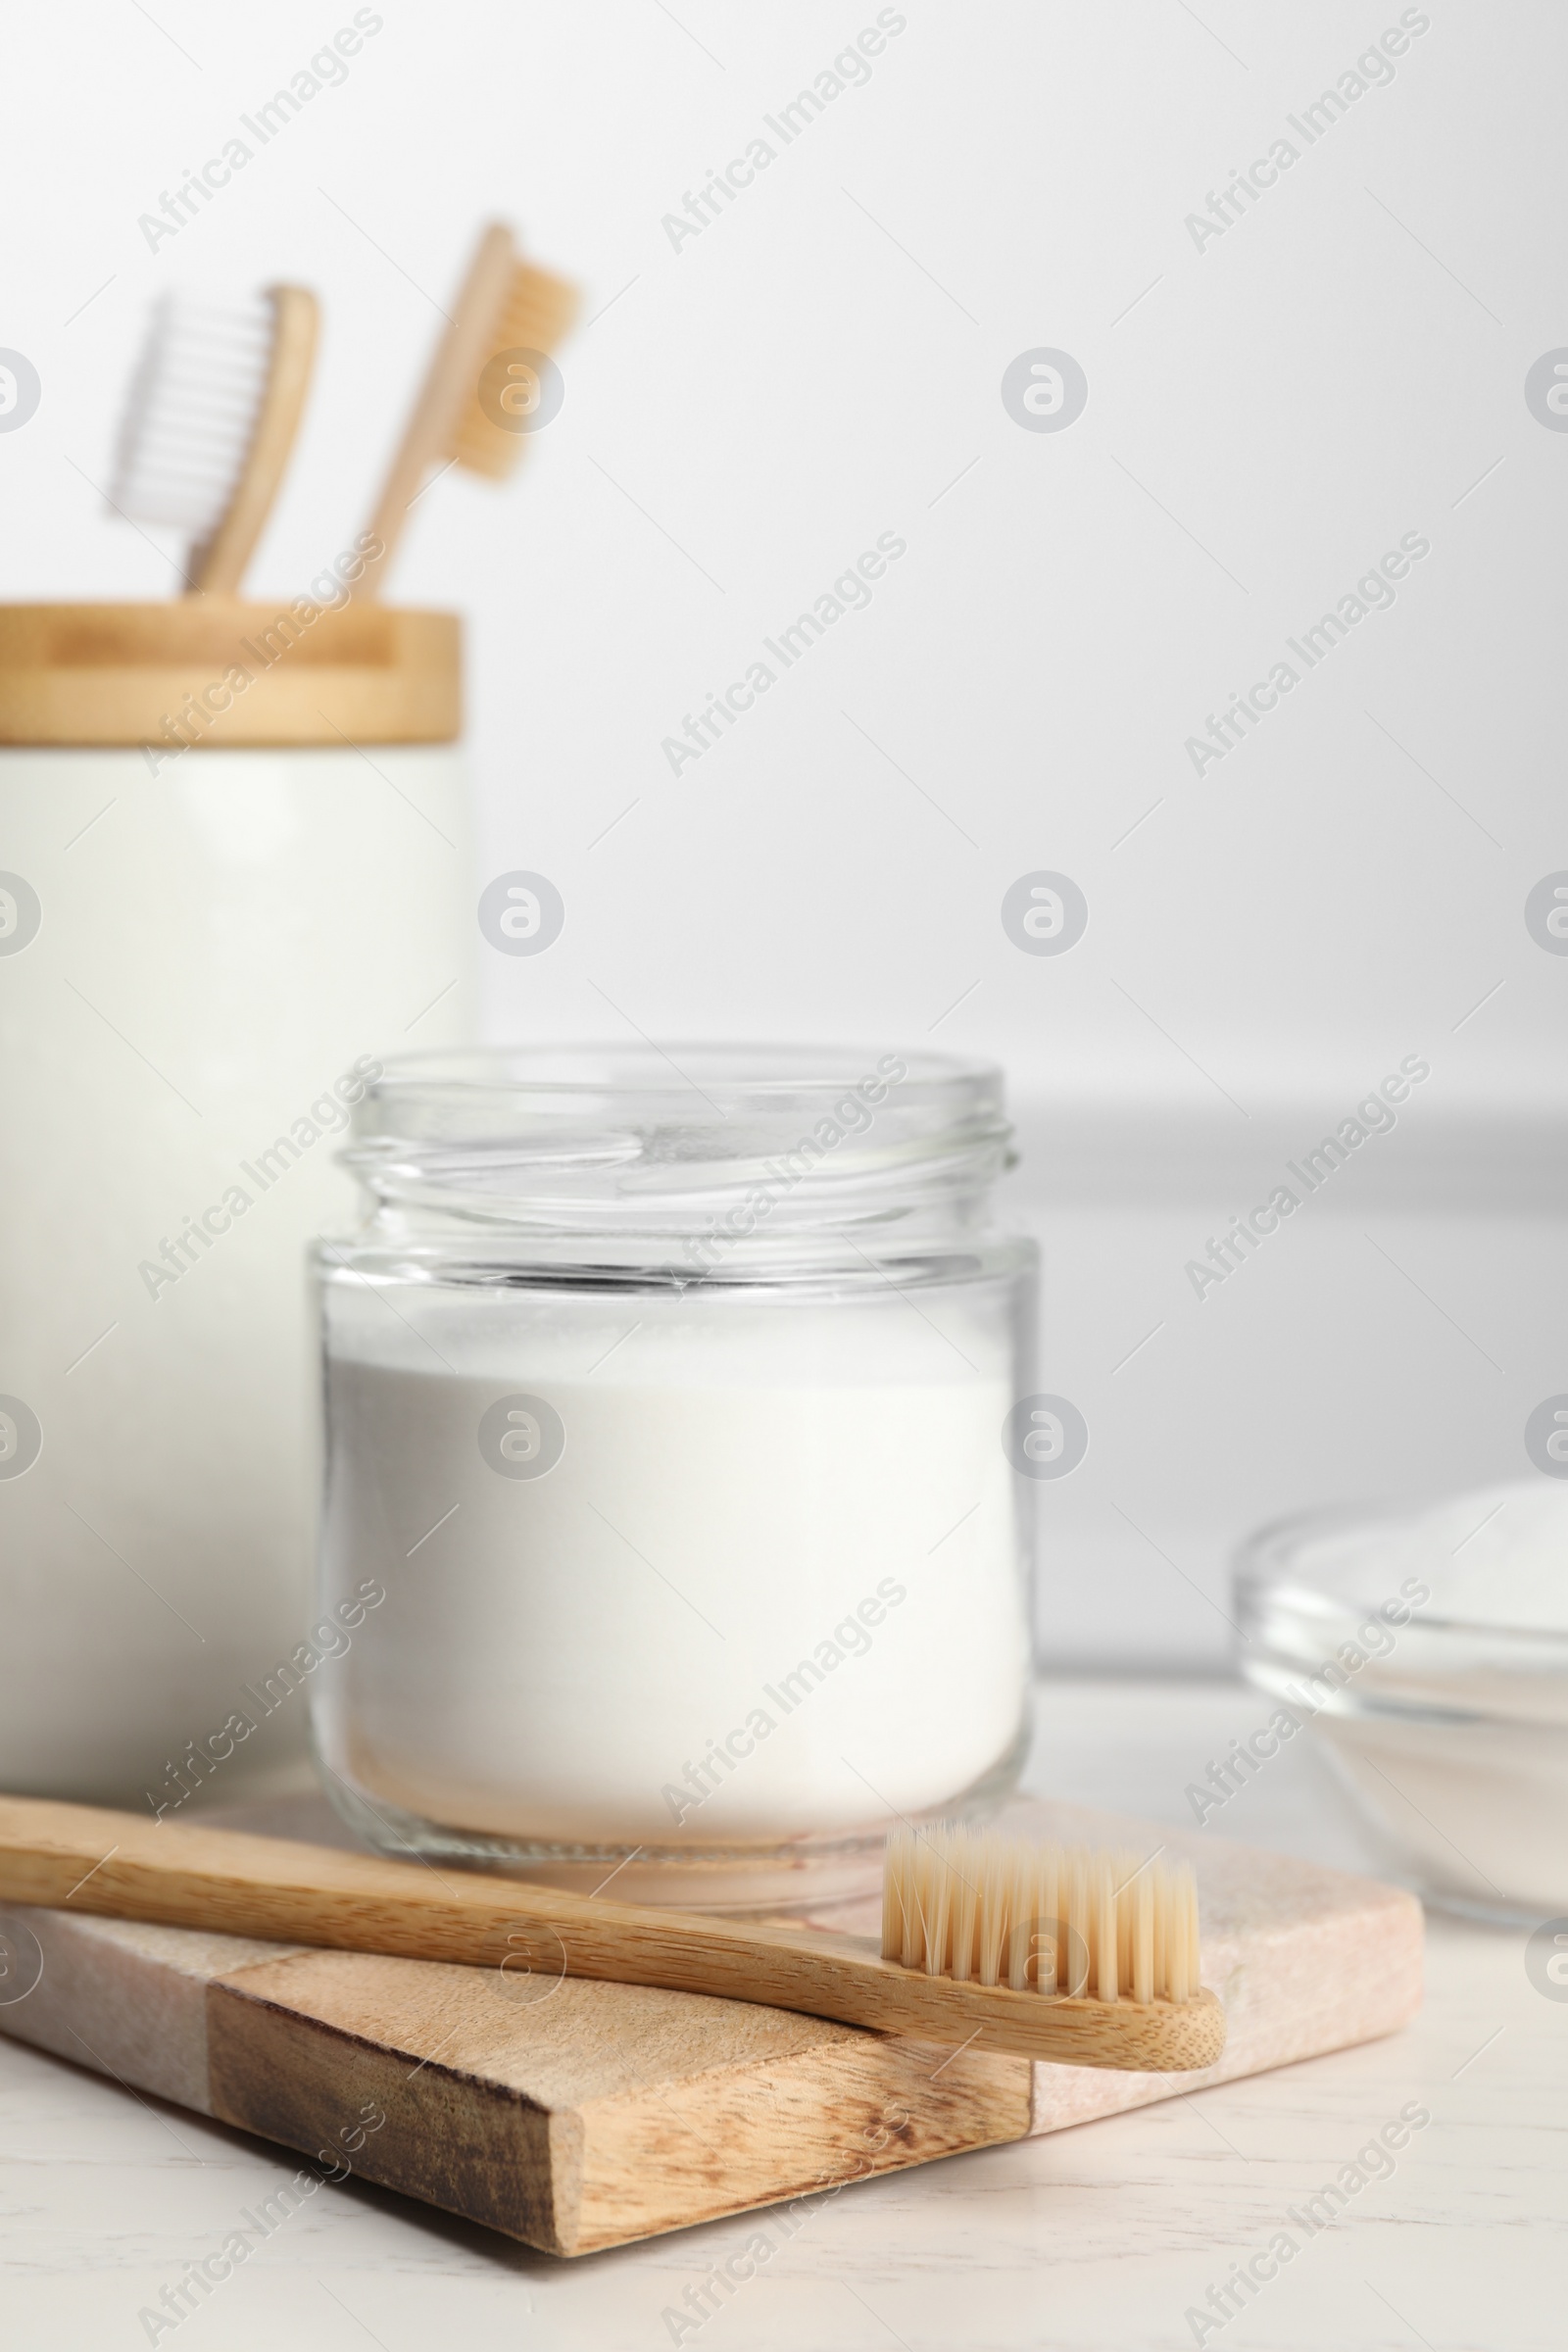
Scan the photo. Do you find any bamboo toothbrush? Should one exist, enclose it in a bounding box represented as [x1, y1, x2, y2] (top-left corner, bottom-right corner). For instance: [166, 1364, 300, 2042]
[0, 1798, 1225, 2070]
[357, 219, 578, 597]
[111, 284, 318, 595]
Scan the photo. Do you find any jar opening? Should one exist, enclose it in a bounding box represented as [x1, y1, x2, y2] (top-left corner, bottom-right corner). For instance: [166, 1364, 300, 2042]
[342, 1043, 1012, 1256]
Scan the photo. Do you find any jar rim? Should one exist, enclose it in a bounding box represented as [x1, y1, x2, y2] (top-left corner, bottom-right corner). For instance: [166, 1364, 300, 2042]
[342, 1043, 1013, 1254]
[363, 1042, 1002, 1112]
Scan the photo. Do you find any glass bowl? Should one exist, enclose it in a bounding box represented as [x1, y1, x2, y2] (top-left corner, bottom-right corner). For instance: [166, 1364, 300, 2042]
[1234, 1486, 1568, 1925]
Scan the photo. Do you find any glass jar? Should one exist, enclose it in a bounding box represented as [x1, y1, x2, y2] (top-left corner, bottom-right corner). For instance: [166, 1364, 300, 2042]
[312, 1044, 1037, 1908]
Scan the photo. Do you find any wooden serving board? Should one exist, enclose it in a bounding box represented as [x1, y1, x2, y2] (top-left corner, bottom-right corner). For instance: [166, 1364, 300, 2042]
[0, 1793, 1421, 2256]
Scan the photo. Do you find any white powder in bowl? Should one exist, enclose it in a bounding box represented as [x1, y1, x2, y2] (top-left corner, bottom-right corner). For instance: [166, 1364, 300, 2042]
[1287, 1479, 1568, 1632]
[1258, 1478, 1568, 1916]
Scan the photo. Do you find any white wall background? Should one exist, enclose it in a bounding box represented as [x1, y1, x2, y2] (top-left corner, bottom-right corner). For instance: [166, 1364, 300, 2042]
[6, 0, 1566, 1667]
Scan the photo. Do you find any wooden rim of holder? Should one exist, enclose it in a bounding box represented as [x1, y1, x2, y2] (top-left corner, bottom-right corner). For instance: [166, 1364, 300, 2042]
[0, 601, 462, 748]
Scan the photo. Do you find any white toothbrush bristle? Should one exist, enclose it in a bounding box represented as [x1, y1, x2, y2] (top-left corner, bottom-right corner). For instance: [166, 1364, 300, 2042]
[882, 1827, 1201, 2004]
[112, 291, 273, 536]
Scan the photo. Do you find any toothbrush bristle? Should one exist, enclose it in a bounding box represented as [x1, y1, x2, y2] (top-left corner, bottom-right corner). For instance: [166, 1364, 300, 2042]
[112, 291, 274, 538]
[453, 261, 579, 481]
[882, 1827, 1201, 2004]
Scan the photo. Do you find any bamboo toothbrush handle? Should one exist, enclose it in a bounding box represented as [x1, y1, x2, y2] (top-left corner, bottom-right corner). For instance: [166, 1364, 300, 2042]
[359, 220, 518, 600]
[0, 1797, 1225, 2071]
[190, 285, 318, 598]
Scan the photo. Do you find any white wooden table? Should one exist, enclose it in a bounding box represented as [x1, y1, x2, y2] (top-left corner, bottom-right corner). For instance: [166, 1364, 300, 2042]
[3, 1680, 1556, 2351]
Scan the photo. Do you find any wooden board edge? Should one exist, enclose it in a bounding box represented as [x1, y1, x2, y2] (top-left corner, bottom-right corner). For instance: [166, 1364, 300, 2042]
[565, 2033, 1034, 2257]
[203, 1962, 1032, 2257]
[205, 1971, 568, 2253]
